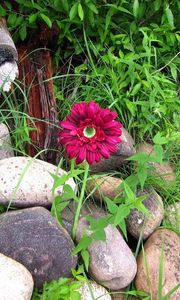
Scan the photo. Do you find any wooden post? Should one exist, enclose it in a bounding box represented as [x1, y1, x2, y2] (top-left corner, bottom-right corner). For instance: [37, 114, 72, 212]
[18, 47, 59, 163]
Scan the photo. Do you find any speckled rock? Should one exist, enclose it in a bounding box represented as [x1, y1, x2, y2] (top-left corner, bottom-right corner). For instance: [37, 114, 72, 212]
[76, 217, 137, 290]
[126, 188, 164, 239]
[0, 253, 33, 300]
[137, 143, 176, 182]
[135, 229, 180, 300]
[0, 123, 14, 159]
[0, 207, 77, 288]
[79, 281, 111, 300]
[164, 202, 180, 234]
[61, 200, 106, 235]
[87, 176, 123, 202]
[91, 128, 136, 172]
[0, 156, 76, 207]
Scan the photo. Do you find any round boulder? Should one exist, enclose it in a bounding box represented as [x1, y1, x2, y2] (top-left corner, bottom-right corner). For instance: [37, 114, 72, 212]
[0, 253, 33, 300]
[76, 217, 137, 290]
[136, 143, 175, 182]
[0, 156, 76, 207]
[79, 281, 111, 300]
[135, 229, 180, 299]
[126, 188, 164, 239]
[0, 123, 14, 160]
[87, 176, 123, 202]
[91, 128, 136, 173]
[0, 207, 77, 288]
[164, 202, 180, 235]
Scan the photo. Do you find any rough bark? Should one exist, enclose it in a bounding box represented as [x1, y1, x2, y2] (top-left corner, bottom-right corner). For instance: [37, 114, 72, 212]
[18, 47, 59, 163]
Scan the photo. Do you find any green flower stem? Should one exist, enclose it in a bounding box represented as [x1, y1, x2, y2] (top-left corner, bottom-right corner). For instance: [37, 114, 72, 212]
[72, 162, 89, 239]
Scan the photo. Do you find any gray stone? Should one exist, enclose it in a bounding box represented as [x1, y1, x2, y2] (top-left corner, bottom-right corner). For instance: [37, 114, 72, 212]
[76, 218, 137, 290]
[91, 128, 136, 172]
[136, 143, 176, 182]
[0, 253, 33, 300]
[0, 207, 77, 288]
[79, 281, 111, 300]
[0, 123, 14, 160]
[61, 200, 106, 236]
[164, 202, 180, 235]
[87, 175, 123, 202]
[135, 229, 180, 300]
[126, 188, 164, 239]
[0, 156, 76, 208]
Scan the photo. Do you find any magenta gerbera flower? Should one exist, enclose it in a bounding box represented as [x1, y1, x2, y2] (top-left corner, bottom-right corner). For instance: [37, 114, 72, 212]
[58, 100, 122, 165]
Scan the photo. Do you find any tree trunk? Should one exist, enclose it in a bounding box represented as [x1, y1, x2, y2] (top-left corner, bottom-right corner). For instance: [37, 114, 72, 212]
[18, 47, 59, 164]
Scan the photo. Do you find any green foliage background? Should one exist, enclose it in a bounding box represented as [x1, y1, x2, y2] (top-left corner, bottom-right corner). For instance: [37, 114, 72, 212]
[1, 0, 179, 140]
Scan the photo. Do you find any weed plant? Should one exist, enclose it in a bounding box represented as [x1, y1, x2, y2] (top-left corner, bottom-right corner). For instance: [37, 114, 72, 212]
[0, 1, 179, 299]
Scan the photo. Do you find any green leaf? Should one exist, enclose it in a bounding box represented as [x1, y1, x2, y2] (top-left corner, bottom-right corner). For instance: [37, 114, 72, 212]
[131, 83, 141, 95]
[123, 182, 136, 202]
[91, 229, 106, 241]
[62, 184, 77, 201]
[114, 205, 130, 226]
[69, 3, 78, 20]
[133, 0, 139, 18]
[29, 13, 38, 24]
[87, 2, 98, 14]
[0, 5, 6, 16]
[154, 0, 161, 11]
[5, 1, 12, 10]
[78, 3, 84, 21]
[153, 132, 168, 145]
[105, 197, 118, 214]
[170, 64, 177, 81]
[19, 25, 27, 41]
[72, 235, 92, 255]
[165, 6, 174, 28]
[126, 153, 150, 163]
[50, 173, 68, 190]
[7, 14, 17, 26]
[137, 164, 147, 189]
[70, 290, 81, 300]
[40, 13, 52, 28]
[87, 216, 109, 231]
[126, 100, 136, 116]
[154, 144, 163, 163]
[81, 250, 89, 271]
[118, 219, 127, 238]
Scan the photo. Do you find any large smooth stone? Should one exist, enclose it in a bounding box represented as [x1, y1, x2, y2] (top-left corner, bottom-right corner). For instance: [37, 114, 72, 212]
[0, 207, 77, 288]
[136, 143, 176, 182]
[61, 200, 106, 236]
[76, 218, 137, 290]
[126, 188, 164, 239]
[0, 156, 76, 207]
[135, 229, 180, 299]
[0, 123, 14, 159]
[91, 128, 136, 172]
[164, 202, 180, 235]
[79, 281, 111, 300]
[87, 175, 123, 202]
[0, 253, 33, 300]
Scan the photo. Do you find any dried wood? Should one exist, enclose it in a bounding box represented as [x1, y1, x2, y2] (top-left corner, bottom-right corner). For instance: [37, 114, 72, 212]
[18, 47, 59, 163]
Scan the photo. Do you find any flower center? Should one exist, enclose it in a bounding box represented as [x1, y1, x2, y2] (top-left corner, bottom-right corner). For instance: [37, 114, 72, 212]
[83, 126, 96, 138]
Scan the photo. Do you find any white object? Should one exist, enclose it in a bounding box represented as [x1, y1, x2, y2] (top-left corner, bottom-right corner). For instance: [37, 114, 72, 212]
[0, 61, 18, 92]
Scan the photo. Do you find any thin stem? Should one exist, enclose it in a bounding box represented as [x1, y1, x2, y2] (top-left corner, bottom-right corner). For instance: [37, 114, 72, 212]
[72, 162, 89, 239]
